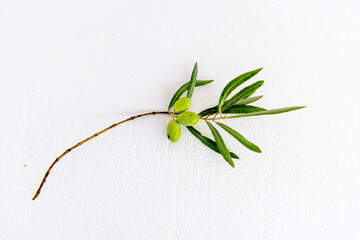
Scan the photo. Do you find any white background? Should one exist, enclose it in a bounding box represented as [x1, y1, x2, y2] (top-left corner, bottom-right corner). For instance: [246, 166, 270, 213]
[1, 0, 360, 239]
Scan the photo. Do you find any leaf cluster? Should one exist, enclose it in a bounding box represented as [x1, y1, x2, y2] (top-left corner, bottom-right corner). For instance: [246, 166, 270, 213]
[168, 63, 305, 167]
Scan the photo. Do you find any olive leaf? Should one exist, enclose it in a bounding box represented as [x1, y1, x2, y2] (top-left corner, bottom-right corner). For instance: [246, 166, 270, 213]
[223, 105, 265, 114]
[187, 126, 239, 159]
[199, 95, 263, 117]
[168, 79, 213, 111]
[235, 95, 263, 105]
[206, 121, 235, 168]
[200, 81, 264, 117]
[218, 68, 263, 114]
[222, 80, 264, 111]
[199, 105, 265, 117]
[227, 106, 306, 118]
[216, 122, 261, 153]
[187, 62, 198, 98]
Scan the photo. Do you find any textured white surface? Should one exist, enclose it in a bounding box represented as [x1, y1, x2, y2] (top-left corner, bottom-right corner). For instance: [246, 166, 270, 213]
[1, 0, 360, 239]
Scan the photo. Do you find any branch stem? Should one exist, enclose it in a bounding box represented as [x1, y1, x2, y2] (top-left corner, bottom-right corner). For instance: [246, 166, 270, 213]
[199, 115, 228, 121]
[32, 111, 170, 201]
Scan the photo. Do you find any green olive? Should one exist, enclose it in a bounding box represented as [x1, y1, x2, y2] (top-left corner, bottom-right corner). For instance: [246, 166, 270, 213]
[173, 97, 192, 113]
[167, 120, 181, 142]
[176, 112, 200, 126]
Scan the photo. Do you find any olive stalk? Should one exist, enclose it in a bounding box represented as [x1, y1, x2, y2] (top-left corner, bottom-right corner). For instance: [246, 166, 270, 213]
[32, 111, 171, 201]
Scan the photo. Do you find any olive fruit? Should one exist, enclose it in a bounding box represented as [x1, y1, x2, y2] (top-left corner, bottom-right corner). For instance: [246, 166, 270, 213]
[173, 97, 192, 113]
[176, 112, 200, 126]
[167, 120, 181, 142]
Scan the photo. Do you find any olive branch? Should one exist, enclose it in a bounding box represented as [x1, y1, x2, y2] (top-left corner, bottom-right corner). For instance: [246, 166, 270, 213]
[32, 62, 305, 200]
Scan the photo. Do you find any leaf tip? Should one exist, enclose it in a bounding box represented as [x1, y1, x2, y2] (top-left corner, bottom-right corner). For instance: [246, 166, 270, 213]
[252, 67, 263, 74]
[295, 106, 307, 110]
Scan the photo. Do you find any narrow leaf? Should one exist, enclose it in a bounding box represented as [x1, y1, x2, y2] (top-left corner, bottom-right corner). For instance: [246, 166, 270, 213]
[235, 95, 263, 105]
[199, 80, 264, 117]
[198, 106, 219, 117]
[187, 126, 239, 159]
[223, 105, 266, 114]
[199, 105, 265, 117]
[216, 122, 261, 153]
[227, 106, 306, 118]
[187, 62, 198, 98]
[168, 80, 213, 110]
[198, 95, 263, 117]
[222, 80, 264, 111]
[218, 68, 263, 113]
[206, 121, 235, 168]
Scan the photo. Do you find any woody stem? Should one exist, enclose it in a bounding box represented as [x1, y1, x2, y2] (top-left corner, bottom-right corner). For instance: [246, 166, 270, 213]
[32, 111, 170, 201]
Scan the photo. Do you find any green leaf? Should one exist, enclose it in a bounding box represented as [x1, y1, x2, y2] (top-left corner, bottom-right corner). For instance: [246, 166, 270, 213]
[218, 68, 263, 114]
[187, 62, 198, 98]
[216, 122, 261, 153]
[222, 80, 264, 111]
[206, 121, 235, 168]
[187, 126, 239, 159]
[227, 106, 306, 118]
[199, 95, 263, 117]
[199, 81, 264, 117]
[199, 105, 265, 117]
[198, 106, 219, 117]
[235, 95, 263, 105]
[168, 80, 213, 111]
[223, 105, 266, 114]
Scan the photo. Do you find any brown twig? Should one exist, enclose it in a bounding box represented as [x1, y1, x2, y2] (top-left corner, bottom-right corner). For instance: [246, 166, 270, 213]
[200, 114, 228, 121]
[32, 111, 170, 201]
